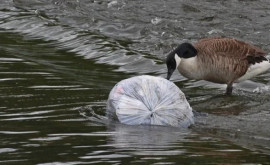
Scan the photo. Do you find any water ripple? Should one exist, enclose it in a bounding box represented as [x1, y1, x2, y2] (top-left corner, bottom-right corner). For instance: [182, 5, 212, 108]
[0, 131, 39, 134]
[0, 0, 270, 164]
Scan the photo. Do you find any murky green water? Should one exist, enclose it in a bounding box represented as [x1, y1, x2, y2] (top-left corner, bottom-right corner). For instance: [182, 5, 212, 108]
[0, 0, 270, 164]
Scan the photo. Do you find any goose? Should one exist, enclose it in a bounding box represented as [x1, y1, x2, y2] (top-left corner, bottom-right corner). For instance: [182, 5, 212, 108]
[166, 37, 270, 95]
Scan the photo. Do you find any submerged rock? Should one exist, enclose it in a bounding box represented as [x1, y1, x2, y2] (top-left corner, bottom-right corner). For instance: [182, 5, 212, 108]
[106, 75, 194, 128]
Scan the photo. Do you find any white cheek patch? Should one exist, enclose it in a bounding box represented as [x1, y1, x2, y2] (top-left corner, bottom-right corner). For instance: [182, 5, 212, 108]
[174, 54, 181, 67]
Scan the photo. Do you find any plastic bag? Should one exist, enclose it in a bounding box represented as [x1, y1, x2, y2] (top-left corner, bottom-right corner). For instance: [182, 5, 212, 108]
[106, 75, 194, 128]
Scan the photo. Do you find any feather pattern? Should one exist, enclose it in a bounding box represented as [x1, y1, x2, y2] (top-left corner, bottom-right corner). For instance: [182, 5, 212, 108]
[178, 37, 268, 84]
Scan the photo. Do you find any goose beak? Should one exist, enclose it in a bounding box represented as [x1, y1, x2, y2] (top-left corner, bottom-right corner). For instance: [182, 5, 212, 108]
[166, 69, 175, 80]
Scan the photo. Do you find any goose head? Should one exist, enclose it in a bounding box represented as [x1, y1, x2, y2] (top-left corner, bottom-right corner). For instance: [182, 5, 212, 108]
[166, 43, 197, 80]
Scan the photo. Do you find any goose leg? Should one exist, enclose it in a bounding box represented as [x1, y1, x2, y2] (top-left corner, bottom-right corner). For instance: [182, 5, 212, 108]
[226, 83, 233, 95]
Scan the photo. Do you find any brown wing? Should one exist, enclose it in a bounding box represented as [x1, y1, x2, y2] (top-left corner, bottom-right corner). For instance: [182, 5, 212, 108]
[193, 37, 267, 82]
[194, 37, 266, 60]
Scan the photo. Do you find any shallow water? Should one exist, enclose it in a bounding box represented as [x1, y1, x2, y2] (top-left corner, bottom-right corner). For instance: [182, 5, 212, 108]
[0, 0, 270, 164]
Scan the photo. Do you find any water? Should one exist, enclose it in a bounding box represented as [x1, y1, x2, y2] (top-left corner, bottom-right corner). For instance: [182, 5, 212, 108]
[0, 0, 270, 164]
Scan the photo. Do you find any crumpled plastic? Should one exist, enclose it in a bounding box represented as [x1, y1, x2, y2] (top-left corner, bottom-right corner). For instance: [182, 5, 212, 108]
[106, 75, 194, 128]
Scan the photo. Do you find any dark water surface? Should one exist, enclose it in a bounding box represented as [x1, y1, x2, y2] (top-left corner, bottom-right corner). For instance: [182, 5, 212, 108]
[1, 0, 270, 164]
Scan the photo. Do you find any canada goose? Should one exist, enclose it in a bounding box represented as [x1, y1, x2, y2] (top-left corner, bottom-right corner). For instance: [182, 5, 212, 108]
[166, 37, 270, 94]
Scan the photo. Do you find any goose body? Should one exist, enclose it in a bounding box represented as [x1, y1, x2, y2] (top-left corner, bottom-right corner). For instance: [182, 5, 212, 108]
[166, 37, 270, 94]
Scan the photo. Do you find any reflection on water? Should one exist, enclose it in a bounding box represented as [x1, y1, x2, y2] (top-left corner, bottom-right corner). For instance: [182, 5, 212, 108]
[108, 124, 191, 152]
[0, 0, 270, 164]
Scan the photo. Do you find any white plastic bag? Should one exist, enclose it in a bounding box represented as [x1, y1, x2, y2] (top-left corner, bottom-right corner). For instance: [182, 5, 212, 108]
[106, 75, 194, 128]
